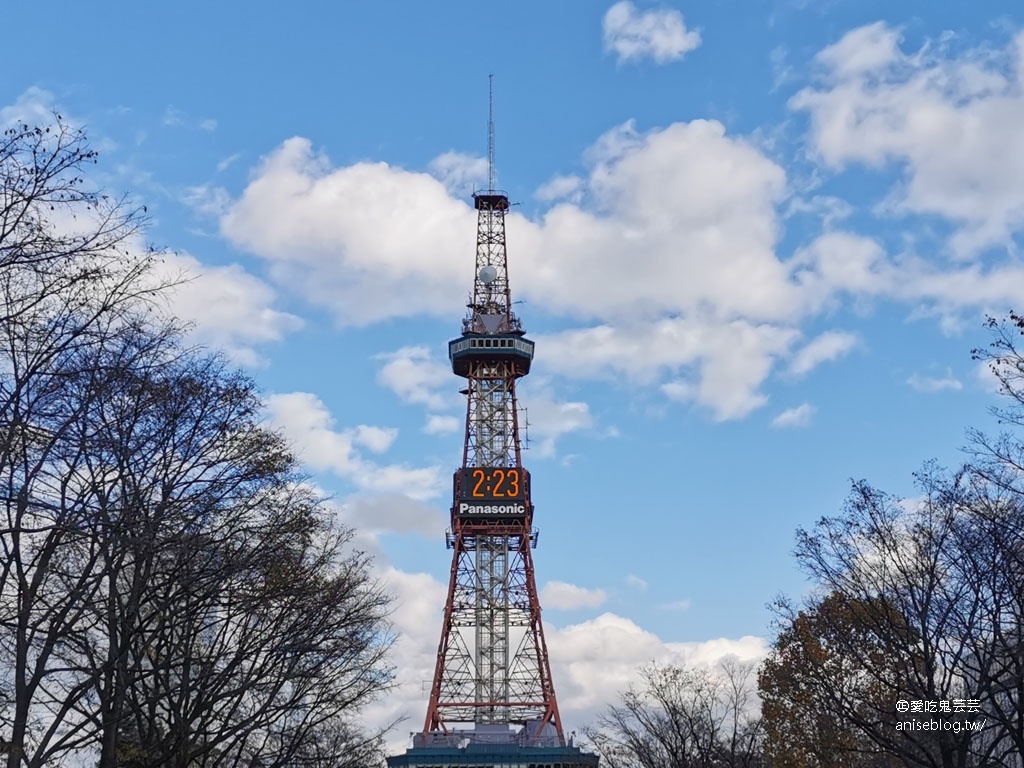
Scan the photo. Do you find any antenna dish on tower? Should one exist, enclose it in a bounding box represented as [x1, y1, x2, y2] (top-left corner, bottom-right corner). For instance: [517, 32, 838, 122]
[479, 265, 498, 285]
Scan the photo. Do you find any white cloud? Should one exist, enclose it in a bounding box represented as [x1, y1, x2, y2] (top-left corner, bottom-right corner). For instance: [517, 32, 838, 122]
[428, 151, 488, 195]
[265, 392, 442, 500]
[221, 138, 474, 326]
[424, 414, 461, 435]
[625, 574, 648, 591]
[162, 106, 183, 127]
[771, 403, 816, 428]
[521, 382, 594, 457]
[219, 119, 800, 420]
[541, 581, 607, 610]
[792, 24, 1024, 255]
[906, 371, 963, 393]
[222, 120, 793, 328]
[182, 184, 232, 218]
[659, 599, 692, 612]
[792, 232, 890, 306]
[362, 566, 449, 753]
[524, 119, 793, 324]
[535, 175, 583, 203]
[769, 45, 795, 92]
[788, 330, 858, 376]
[217, 117, 924, 421]
[184, 185, 234, 221]
[163, 106, 217, 133]
[793, 231, 1024, 317]
[548, 613, 767, 725]
[815, 21, 902, 79]
[602, 1, 701, 64]
[376, 346, 454, 411]
[338, 495, 446, 538]
[150, 252, 303, 366]
[216, 152, 243, 173]
[353, 424, 398, 453]
[976, 359, 1002, 394]
[897, 261, 1024, 309]
[0, 87, 59, 128]
[540, 318, 796, 420]
[784, 193, 854, 227]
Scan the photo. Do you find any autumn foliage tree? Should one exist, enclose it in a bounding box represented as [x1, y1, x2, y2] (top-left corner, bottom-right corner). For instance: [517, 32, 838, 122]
[759, 593, 908, 768]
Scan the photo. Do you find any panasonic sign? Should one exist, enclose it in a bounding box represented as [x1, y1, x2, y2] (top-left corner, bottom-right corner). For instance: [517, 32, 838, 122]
[459, 502, 526, 516]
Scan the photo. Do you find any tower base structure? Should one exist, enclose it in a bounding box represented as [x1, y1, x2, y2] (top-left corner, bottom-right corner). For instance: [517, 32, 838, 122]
[386, 746, 598, 768]
[388, 725, 598, 768]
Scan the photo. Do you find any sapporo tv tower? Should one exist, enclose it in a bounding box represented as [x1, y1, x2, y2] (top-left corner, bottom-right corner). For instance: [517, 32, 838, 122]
[387, 81, 598, 768]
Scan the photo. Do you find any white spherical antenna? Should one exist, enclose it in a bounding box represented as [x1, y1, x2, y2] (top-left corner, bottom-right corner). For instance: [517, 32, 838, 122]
[479, 265, 498, 285]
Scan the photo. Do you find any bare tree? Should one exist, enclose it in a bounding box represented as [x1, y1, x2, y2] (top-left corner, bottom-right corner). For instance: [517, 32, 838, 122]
[763, 470, 1024, 767]
[756, 314, 1024, 768]
[586, 659, 763, 768]
[946, 482, 1024, 768]
[770, 472, 992, 768]
[958, 312, 1024, 764]
[0, 117, 155, 331]
[74, 345, 393, 768]
[0, 116, 393, 768]
[0, 114, 165, 768]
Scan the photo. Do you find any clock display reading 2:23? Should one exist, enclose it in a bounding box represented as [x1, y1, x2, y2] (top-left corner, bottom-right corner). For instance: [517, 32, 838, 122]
[458, 467, 530, 502]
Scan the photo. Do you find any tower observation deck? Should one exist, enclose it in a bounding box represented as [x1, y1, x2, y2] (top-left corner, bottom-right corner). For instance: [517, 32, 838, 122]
[387, 82, 598, 768]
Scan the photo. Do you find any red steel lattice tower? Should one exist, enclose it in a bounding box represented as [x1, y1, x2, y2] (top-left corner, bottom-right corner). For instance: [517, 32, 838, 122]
[422, 80, 564, 747]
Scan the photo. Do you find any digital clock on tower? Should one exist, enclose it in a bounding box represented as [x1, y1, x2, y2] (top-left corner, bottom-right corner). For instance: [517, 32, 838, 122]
[457, 467, 530, 502]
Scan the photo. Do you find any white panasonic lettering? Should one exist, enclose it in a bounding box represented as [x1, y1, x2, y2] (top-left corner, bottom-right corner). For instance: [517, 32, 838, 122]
[459, 502, 526, 516]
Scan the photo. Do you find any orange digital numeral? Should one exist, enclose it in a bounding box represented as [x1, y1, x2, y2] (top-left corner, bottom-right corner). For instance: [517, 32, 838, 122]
[507, 469, 520, 497]
[492, 469, 506, 496]
[472, 468, 485, 497]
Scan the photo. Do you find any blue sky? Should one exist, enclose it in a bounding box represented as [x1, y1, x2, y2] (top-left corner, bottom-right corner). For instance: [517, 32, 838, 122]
[6, 0, 1024, 743]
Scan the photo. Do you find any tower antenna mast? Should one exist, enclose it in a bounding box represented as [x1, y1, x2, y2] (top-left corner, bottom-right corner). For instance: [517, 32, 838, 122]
[488, 73, 495, 193]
